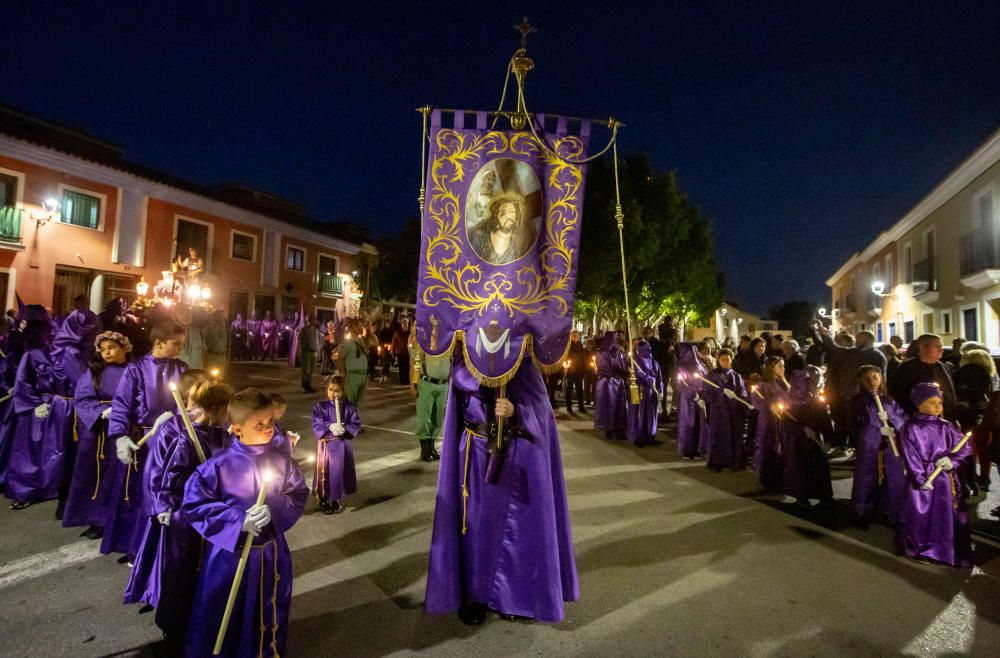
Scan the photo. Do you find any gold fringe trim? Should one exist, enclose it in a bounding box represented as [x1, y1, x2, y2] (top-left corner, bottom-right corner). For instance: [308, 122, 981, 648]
[419, 329, 574, 388]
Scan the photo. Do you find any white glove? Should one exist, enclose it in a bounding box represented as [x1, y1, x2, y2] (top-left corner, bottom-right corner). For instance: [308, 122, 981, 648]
[248, 504, 271, 530]
[876, 411, 889, 423]
[34, 403, 50, 419]
[101, 406, 113, 419]
[329, 422, 345, 437]
[153, 411, 174, 429]
[723, 388, 737, 400]
[921, 480, 935, 491]
[241, 510, 262, 537]
[157, 511, 171, 526]
[879, 426, 895, 438]
[287, 431, 301, 446]
[115, 436, 139, 464]
[935, 456, 954, 471]
[696, 399, 707, 413]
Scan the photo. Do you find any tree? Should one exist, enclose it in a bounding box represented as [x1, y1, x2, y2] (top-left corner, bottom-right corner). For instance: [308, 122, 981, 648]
[767, 300, 818, 339]
[576, 154, 725, 335]
[371, 218, 422, 303]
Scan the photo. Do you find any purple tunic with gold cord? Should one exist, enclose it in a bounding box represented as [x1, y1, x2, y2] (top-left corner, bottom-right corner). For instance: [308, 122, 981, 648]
[182, 437, 308, 658]
[425, 360, 578, 622]
[311, 398, 361, 501]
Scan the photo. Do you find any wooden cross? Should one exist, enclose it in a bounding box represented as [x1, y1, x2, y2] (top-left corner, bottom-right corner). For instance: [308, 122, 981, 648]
[514, 17, 536, 49]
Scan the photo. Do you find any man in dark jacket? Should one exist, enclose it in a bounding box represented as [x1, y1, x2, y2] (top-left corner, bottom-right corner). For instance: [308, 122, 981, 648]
[780, 339, 807, 375]
[888, 333, 957, 419]
[566, 330, 588, 413]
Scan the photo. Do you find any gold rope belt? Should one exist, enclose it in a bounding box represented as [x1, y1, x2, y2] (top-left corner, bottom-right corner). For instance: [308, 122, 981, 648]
[90, 400, 114, 500]
[461, 429, 485, 535]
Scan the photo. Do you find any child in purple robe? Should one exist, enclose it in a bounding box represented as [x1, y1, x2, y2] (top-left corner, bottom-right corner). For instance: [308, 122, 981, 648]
[102, 321, 188, 560]
[63, 331, 132, 538]
[705, 348, 750, 470]
[896, 382, 973, 567]
[183, 388, 308, 658]
[5, 306, 68, 510]
[270, 393, 300, 456]
[849, 365, 908, 528]
[676, 343, 711, 459]
[751, 357, 789, 490]
[311, 375, 360, 514]
[126, 379, 233, 651]
[779, 367, 835, 508]
[594, 330, 628, 440]
[626, 340, 663, 447]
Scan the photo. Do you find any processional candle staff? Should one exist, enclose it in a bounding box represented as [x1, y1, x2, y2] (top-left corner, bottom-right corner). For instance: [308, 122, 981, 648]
[169, 381, 206, 463]
[872, 393, 899, 457]
[924, 432, 973, 485]
[213, 469, 273, 655]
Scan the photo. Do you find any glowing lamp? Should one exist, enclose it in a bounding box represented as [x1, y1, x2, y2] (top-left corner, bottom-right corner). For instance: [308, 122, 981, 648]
[136, 279, 149, 297]
[201, 286, 212, 300]
[42, 197, 61, 213]
[871, 281, 885, 296]
[818, 307, 827, 317]
[187, 284, 202, 300]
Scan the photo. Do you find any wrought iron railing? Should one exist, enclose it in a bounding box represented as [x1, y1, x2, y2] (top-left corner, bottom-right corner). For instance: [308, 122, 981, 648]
[959, 226, 1000, 276]
[912, 258, 938, 295]
[0, 205, 22, 242]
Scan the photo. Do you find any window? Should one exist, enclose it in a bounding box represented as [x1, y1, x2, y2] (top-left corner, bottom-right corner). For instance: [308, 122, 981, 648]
[903, 243, 912, 284]
[888, 321, 897, 337]
[317, 254, 342, 296]
[885, 254, 893, 288]
[231, 230, 256, 261]
[61, 189, 101, 229]
[876, 322, 883, 342]
[286, 246, 305, 271]
[963, 307, 979, 342]
[923, 313, 934, 334]
[942, 310, 952, 334]
[977, 190, 994, 228]
[0, 173, 16, 208]
[904, 320, 915, 343]
[872, 262, 881, 284]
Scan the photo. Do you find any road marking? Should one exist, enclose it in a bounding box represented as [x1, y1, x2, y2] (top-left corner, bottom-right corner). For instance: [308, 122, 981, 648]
[356, 448, 420, 477]
[297, 418, 415, 437]
[0, 541, 101, 589]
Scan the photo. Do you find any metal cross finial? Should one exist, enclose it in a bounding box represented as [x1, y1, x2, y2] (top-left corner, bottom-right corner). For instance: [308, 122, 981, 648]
[514, 17, 536, 49]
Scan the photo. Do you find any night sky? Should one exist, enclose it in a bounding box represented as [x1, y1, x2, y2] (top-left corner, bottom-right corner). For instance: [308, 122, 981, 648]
[2, 2, 998, 315]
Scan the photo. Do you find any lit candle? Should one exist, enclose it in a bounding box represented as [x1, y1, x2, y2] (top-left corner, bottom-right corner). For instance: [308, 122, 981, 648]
[752, 385, 764, 400]
[335, 396, 342, 426]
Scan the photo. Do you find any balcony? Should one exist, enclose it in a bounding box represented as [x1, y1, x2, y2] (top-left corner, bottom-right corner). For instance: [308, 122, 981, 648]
[867, 292, 883, 318]
[959, 227, 1000, 289]
[317, 272, 344, 297]
[912, 257, 939, 302]
[0, 205, 24, 250]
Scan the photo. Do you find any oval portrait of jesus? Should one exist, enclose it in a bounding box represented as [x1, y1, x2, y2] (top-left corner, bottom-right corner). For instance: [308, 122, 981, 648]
[465, 158, 543, 266]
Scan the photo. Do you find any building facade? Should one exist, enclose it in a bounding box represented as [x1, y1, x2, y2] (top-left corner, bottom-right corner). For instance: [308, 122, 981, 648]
[0, 106, 376, 322]
[826, 128, 1000, 348]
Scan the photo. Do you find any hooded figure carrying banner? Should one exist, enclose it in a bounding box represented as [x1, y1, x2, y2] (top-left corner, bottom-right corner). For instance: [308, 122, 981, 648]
[419, 26, 617, 624]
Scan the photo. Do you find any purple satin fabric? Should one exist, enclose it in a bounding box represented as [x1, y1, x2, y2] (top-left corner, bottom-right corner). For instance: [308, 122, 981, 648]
[897, 413, 973, 566]
[246, 317, 262, 358]
[311, 399, 361, 500]
[125, 420, 231, 635]
[260, 318, 278, 358]
[704, 368, 749, 470]
[751, 381, 787, 488]
[62, 365, 126, 527]
[425, 360, 578, 622]
[182, 437, 308, 657]
[594, 333, 627, 432]
[626, 343, 662, 446]
[779, 399, 834, 502]
[849, 392, 908, 523]
[5, 349, 73, 501]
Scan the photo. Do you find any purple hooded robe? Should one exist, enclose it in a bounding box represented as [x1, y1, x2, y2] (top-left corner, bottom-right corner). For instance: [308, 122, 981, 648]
[101, 354, 187, 555]
[676, 343, 711, 458]
[311, 398, 361, 501]
[779, 371, 834, 503]
[751, 380, 787, 489]
[230, 313, 247, 360]
[704, 366, 749, 470]
[626, 341, 663, 446]
[425, 360, 578, 622]
[246, 313, 262, 360]
[62, 364, 126, 527]
[848, 391, 908, 523]
[897, 413, 973, 566]
[125, 417, 231, 638]
[260, 313, 278, 360]
[594, 331, 628, 434]
[182, 436, 308, 658]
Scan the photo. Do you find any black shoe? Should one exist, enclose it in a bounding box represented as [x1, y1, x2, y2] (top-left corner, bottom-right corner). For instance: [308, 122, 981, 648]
[319, 500, 334, 515]
[430, 443, 441, 460]
[419, 440, 433, 462]
[458, 601, 488, 626]
[81, 526, 104, 540]
[117, 554, 131, 564]
[9, 499, 30, 510]
[138, 604, 154, 614]
[54, 500, 66, 520]
[330, 500, 344, 514]
[499, 613, 528, 622]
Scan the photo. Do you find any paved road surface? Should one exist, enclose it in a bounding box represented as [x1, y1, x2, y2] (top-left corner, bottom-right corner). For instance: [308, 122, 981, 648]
[1, 361, 999, 657]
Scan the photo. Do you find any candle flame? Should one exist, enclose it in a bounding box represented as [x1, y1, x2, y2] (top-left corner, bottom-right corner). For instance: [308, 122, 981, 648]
[262, 469, 274, 484]
[169, 381, 178, 391]
[211, 368, 220, 377]
[305, 455, 316, 464]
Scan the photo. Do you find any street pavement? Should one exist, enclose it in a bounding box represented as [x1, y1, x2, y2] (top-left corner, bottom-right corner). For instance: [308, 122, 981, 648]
[1, 360, 1000, 657]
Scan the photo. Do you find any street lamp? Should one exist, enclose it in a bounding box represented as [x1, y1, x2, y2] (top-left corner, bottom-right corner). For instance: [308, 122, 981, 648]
[871, 280, 885, 297]
[135, 278, 149, 297]
[33, 197, 61, 226]
[201, 286, 212, 300]
[818, 307, 827, 317]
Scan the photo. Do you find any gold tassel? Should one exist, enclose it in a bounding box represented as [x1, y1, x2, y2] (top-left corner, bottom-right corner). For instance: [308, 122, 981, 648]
[877, 448, 885, 486]
[461, 430, 476, 535]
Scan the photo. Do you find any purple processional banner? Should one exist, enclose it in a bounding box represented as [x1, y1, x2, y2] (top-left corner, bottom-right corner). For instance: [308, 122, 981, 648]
[415, 110, 591, 386]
